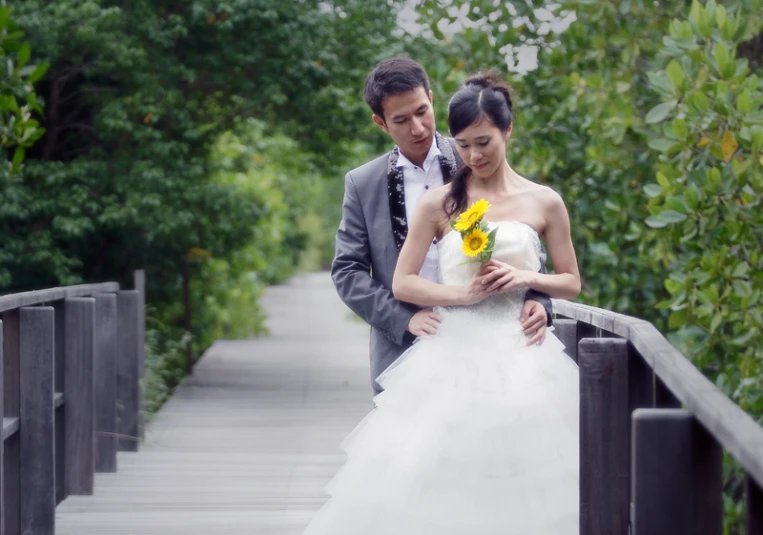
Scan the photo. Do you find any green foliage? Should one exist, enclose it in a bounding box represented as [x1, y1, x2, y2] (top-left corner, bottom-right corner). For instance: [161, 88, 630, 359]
[0, 1, 403, 410]
[417, 0, 692, 320]
[645, 0, 762, 416]
[416, 1, 762, 530]
[0, 3, 47, 183]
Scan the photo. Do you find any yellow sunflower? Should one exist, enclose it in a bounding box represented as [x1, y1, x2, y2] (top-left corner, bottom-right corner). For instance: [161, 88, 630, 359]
[462, 227, 489, 257]
[454, 199, 491, 232]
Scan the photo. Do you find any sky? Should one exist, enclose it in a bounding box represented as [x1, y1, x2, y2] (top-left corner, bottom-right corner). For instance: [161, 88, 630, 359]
[396, 1, 576, 74]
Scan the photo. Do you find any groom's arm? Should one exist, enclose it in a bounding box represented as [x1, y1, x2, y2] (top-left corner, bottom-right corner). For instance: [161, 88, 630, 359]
[525, 245, 553, 326]
[331, 172, 417, 346]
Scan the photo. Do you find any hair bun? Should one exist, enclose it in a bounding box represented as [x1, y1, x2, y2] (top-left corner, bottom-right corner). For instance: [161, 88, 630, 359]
[464, 70, 513, 111]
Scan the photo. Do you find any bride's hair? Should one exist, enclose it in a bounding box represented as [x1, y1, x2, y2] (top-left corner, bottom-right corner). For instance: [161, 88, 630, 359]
[444, 71, 514, 218]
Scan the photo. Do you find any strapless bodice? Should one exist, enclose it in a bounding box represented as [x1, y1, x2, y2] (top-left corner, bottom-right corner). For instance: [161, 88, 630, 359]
[437, 220, 542, 323]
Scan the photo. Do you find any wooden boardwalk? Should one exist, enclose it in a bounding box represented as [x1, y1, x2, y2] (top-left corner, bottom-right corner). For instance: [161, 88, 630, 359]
[55, 272, 372, 534]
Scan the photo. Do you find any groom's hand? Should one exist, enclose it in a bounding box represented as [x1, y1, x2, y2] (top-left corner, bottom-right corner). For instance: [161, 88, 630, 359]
[407, 308, 442, 337]
[520, 300, 547, 346]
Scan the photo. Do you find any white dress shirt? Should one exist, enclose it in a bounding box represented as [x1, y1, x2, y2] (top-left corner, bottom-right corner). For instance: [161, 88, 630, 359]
[397, 140, 445, 283]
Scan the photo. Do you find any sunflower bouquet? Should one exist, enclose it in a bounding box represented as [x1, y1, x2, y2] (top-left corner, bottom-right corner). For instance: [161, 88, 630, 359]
[451, 198, 498, 264]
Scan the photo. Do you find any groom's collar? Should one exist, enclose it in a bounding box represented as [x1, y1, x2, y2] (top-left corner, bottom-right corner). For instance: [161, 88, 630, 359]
[386, 132, 459, 252]
[387, 132, 458, 180]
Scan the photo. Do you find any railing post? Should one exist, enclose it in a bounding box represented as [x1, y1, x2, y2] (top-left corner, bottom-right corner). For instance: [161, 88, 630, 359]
[0, 319, 4, 535]
[134, 270, 146, 441]
[631, 409, 722, 535]
[2, 310, 20, 535]
[117, 290, 140, 452]
[579, 337, 629, 535]
[747, 474, 763, 535]
[53, 301, 66, 504]
[64, 298, 96, 495]
[19, 306, 55, 535]
[554, 318, 579, 363]
[654, 375, 682, 408]
[94, 294, 118, 472]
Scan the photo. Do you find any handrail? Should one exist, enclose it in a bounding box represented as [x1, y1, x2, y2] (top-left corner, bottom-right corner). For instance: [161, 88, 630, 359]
[553, 298, 763, 488]
[0, 282, 120, 313]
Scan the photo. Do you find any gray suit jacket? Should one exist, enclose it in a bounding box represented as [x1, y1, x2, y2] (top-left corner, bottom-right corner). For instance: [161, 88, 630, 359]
[331, 134, 551, 394]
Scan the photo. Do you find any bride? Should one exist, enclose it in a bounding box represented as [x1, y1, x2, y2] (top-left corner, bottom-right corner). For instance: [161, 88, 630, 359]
[303, 72, 581, 534]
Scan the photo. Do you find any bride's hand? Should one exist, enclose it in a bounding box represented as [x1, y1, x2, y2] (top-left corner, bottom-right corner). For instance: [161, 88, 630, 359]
[479, 260, 537, 294]
[461, 273, 491, 305]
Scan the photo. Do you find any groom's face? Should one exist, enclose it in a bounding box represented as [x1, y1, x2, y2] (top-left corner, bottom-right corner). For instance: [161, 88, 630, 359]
[373, 86, 435, 164]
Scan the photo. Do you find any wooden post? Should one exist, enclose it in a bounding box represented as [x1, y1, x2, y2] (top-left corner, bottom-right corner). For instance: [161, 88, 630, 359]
[631, 409, 722, 535]
[94, 294, 118, 472]
[117, 291, 140, 452]
[3, 309, 20, 535]
[64, 298, 96, 495]
[554, 318, 579, 363]
[19, 306, 55, 535]
[53, 301, 66, 504]
[655, 375, 682, 408]
[0, 319, 4, 535]
[747, 474, 763, 535]
[579, 337, 629, 535]
[134, 270, 146, 440]
[182, 260, 193, 374]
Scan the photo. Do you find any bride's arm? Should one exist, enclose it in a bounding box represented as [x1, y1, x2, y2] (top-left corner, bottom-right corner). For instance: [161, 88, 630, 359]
[392, 191, 486, 307]
[482, 189, 581, 299]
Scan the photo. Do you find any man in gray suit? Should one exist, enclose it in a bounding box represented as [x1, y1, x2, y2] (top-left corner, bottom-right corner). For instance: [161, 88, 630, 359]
[331, 58, 551, 395]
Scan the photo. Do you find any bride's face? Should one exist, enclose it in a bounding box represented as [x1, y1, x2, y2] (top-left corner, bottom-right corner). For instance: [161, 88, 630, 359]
[454, 118, 511, 179]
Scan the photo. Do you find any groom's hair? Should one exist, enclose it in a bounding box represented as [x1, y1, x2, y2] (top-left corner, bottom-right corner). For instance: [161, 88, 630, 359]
[364, 58, 430, 121]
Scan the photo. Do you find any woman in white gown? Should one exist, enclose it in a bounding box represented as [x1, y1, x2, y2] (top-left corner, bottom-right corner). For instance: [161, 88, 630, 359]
[304, 72, 581, 534]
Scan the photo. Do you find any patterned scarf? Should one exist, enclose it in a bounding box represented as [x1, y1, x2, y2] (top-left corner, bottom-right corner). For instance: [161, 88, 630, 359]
[387, 132, 459, 252]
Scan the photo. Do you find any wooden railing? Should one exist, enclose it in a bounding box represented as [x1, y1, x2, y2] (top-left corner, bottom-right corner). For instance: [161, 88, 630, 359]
[0, 271, 145, 535]
[553, 300, 763, 535]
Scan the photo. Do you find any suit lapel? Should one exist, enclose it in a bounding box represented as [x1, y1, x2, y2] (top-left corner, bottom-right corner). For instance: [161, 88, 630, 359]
[386, 132, 459, 252]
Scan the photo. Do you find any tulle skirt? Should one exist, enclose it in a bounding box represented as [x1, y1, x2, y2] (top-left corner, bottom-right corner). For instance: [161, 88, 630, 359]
[303, 307, 580, 534]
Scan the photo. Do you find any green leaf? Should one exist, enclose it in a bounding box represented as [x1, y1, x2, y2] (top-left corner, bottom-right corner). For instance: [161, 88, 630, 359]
[17, 43, 31, 68]
[737, 90, 751, 114]
[714, 43, 731, 77]
[645, 216, 668, 228]
[643, 184, 663, 198]
[666, 61, 685, 89]
[732, 262, 749, 278]
[648, 138, 678, 152]
[646, 101, 677, 124]
[692, 91, 710, 112]
[658, 210, 688, 224]
[11, 147, 25, 170]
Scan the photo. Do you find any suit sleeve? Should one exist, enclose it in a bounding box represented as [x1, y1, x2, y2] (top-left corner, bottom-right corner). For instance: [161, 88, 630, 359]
[331, 172, 417, 345]
[524, 244, 554, 326]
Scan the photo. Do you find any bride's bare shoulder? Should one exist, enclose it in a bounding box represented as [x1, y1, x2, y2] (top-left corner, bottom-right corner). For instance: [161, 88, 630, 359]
[522, 179, 565, 210]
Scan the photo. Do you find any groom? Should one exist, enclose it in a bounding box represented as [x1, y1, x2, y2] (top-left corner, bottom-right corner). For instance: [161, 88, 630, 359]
[331, 58, 552, 394]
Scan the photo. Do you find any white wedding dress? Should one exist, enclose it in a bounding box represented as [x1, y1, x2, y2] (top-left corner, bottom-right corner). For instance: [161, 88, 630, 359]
[304, 221, 579, 534]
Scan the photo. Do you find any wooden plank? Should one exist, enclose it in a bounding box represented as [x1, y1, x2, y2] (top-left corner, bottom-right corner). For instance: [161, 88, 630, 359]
[579, 337, 630, 535]
[0, 283, 119, 314]
[54, 273, 374, 535]
[552, 298, 763, 490]
[116, 291, 140, 452]
[134, 270, 146, 441]
[65, 298, 96, 495]
[94, 294, 118, 473]
[631, 409, 722, 535]
[748, 474, 763, 535]
[19, 306, 56, 535]
[3, 309, 20, 535]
